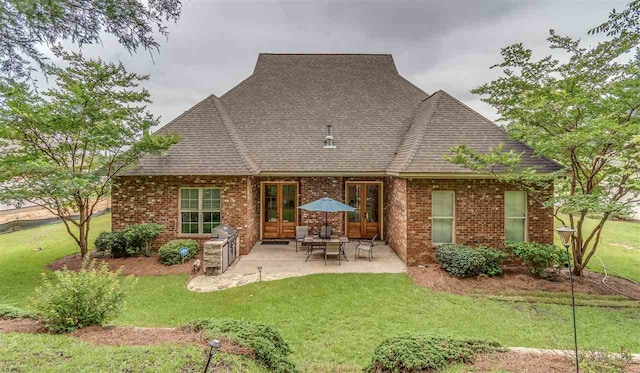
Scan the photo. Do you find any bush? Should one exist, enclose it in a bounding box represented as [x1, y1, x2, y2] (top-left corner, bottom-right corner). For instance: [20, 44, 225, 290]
[123, 223, 163, 256]
[158, 239, 198, 265]
[476, 246, 509, 276]
[30, 259, 137, 332]
[506, 241, 566, 278]
[435, 244, 486, 278]
[183, 318, 294, 372]
[0, 304, 39, 319]
[94, 231, 127, 258]
[578, 349, 632, 373]
[363, 333, 501, 372]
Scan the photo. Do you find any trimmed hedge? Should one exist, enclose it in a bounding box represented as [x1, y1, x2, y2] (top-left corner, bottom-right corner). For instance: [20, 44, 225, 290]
[158, 239, 198, 265]
[435, 244, 486, 278]
[94, 231, 127, 258]
[123, 223, 164, 256]
[363, 333, 501, 372]
[183, 318, 294, 372]
[506, 241, 566, 278]
[476, 246, 509, 277]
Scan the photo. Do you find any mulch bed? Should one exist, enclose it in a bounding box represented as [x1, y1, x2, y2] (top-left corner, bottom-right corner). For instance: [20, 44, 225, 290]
[0, 318, 44, 333]
[47, 251, 199, 276]
[408, 265, 640, 300]
[471, 351, 640, 372]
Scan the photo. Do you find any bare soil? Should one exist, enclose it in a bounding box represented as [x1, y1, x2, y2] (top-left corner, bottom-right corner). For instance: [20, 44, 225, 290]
[0, 318, 44, 333]
[408, 265, 640, 300]
[470, 351, 640, 372]
[71, 325, 206, 347]
[48, 252, 199, 276]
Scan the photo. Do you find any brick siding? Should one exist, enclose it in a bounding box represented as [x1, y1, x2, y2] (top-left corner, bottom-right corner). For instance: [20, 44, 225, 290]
[384, 177, 407, 262]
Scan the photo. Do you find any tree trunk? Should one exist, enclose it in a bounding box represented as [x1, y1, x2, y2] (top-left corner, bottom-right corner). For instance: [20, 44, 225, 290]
[78, 207, 88, 258]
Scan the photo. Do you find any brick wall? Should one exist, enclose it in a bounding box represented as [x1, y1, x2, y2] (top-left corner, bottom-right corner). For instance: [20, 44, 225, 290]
[112, 175, 257, 254]
[384, 177, 407, 262]
[405, 179, 554, 265]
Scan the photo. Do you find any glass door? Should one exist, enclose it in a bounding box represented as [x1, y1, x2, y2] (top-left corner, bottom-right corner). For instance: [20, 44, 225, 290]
[346, 182, 381, 239]
[263, 183, 298, 239]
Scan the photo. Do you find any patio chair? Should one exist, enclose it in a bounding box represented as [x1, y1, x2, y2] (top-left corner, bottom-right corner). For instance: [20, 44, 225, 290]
[325, 241, 341, 265]
[355, 234, 378, 261]
[320, 225, 331, 239]
[295, 226, 309, 252]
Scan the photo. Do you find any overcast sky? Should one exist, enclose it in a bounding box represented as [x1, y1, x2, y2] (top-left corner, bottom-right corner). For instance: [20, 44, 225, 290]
[51, 0, 627, 125]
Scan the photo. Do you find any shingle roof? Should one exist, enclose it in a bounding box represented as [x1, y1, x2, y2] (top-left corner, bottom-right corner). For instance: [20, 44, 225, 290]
[125, 54, 561, 176]
[394, 91, 561, 174]
[124, 95, 257, 175]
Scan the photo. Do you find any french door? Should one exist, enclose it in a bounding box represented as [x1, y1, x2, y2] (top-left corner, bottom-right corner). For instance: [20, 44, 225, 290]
[346, 182, 381, 239]
[263, 183, 298, 239]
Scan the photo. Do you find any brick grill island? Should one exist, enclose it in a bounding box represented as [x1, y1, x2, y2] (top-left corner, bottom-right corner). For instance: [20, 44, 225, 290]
[203, 225, 239, 275]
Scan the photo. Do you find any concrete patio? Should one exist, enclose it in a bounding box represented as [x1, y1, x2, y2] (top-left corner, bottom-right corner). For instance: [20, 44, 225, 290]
[188, 240, 406, 292]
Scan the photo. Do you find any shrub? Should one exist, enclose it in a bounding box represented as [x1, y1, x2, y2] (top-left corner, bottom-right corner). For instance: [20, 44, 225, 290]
[476, 246, 509, 276]
[0, 304, 39, 319]
[94, 231, 127, 258]
[158, 239, 198, 265]
[506, 241, 566, 278]
[578, 349, 632, 373]
[30, 259, 137, 332]
[123, 223, 163, 256]
[183, 318, 294, 372]
[363, 333, 501, 372]
[435, 244, 486, 278]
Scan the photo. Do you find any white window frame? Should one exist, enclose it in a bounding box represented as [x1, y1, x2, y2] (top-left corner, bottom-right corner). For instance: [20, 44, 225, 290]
[504, 191, 528, 242]
[179, 187, 221, 235]
[432, 191, 455, 244]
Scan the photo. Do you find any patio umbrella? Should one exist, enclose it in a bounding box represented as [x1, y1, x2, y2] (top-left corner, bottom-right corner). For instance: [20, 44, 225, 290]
[298, 197, 355, 235]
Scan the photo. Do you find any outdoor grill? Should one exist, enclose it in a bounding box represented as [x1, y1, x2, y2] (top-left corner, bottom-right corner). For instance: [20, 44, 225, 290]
[204, 224, 239, 275]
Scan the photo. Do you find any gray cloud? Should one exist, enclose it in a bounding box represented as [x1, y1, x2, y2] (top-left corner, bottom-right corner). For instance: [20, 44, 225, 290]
[48, 0, 627, 124]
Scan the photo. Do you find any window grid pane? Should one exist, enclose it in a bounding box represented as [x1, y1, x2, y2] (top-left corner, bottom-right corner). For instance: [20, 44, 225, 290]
[432, 191, 454, 243]
[505, 191, 526, 242]
[180, 188, 221, 234]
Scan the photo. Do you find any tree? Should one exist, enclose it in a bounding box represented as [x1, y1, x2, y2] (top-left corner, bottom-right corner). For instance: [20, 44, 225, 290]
[0, 0, 182, 79]
[0, 50, 179, 257]
[448, 4, 640, 276]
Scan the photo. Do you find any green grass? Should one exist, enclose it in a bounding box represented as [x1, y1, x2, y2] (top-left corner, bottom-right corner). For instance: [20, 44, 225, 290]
[1, 213, 640, 371]
[554, 216, 640, 283]
[0, 332, 265, 372]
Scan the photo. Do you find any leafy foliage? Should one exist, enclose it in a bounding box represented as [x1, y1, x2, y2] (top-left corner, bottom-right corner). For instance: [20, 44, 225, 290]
[94, 231, 127, 258]
[446, 2, 640, 276]
[506, 241, 566, 279]
[476, 246, 509, 277]
[435, 244, 487, 278]
[578, 349, 632, 373]
[363, 333, 501, 372]
[0, 304, 39, 319]
[0, 0, 182, 79]
[158, 239, 198, 265]
[183, 318, 295, 372]
[123, 223, 164, 257]
[30, 259, 137, 332]
[0, 51, 179, 257]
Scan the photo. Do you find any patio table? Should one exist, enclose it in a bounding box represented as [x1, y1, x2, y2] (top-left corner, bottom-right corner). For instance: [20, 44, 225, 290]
[303, 235, 349, 262]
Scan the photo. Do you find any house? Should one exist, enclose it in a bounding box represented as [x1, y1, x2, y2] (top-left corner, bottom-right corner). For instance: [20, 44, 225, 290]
[112, 53, 560, 265]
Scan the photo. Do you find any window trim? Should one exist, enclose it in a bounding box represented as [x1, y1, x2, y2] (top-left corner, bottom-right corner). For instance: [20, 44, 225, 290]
[504, 190, 528, 242]
[178, 187, 221, 236]
[432, 190, 455, 244]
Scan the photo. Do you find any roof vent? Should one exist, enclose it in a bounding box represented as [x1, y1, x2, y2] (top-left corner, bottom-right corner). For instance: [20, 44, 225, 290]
[324, 125, 336, 149]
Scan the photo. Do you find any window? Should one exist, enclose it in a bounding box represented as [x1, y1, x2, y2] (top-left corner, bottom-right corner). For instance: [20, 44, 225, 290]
[180, 188, 221, 234]
[505, 191, 527, 242]
[432, 191, 454, 244]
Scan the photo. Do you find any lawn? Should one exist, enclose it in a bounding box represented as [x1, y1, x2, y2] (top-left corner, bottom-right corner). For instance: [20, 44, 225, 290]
[1, 213, 640, 371]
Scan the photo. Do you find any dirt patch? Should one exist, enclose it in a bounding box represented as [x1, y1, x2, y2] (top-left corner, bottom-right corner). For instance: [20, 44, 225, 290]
[0, 318, 44, 333]
[71, 325, 205, 347]
[470, 351, 640, 372]
[408, 265, 640, 300]
[48, 252, 200, 276]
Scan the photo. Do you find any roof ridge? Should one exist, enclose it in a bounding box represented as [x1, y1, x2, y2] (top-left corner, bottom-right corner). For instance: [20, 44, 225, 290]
[387, 92, 443, 173]
[152, 94, 216, 135]
[437, 90, 564, 170]
[209, 96, 260, 174]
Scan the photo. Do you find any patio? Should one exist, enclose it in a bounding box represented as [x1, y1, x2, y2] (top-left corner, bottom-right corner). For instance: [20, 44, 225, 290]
[187, 240, 406, 292]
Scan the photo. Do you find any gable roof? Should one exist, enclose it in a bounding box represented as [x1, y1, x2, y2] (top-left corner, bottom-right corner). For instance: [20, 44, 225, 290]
[125, 54, 561, 176]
